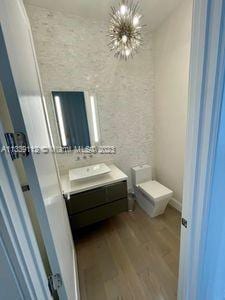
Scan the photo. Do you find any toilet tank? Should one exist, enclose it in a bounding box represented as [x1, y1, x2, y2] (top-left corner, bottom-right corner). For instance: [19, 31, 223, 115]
[131, 165, 152, 186]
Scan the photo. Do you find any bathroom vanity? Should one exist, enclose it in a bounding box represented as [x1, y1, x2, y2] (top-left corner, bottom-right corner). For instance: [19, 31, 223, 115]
[60, 164, 128, 231]
[49, 90, 129, 232]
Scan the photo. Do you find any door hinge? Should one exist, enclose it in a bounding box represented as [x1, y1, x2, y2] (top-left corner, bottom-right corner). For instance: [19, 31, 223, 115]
[48, 273, 62, 296]
[4, 132, 29, 160]
[182, 217, 188, 228]
[21, 185, 30, 192]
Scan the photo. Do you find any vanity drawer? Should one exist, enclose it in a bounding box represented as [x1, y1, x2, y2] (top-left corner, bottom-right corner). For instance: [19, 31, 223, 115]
[66, 181, 127, 215]
[69, 198, 128, 229]
[106, 181, 127, 202]
[67, 187, 106, 214]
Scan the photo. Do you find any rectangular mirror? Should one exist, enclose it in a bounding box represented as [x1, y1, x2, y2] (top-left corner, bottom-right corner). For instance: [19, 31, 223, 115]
[52, 91, 100, 148]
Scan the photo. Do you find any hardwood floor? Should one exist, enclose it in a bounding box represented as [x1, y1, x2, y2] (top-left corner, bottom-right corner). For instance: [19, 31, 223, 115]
[75, 204, 181, 300]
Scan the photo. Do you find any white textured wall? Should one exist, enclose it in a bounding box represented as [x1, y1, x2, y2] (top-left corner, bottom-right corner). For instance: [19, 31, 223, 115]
[25, 5, 154, 189]
[153, 0, 192, 206]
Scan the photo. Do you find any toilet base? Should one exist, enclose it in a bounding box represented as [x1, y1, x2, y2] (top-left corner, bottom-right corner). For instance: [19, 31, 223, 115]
[134, 188, 170, 218]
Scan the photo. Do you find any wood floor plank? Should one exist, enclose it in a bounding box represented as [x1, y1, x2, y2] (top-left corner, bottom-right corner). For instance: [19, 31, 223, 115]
[83, 264, 108, 300]
[106, 226, 148, 300]
[104, 270, 137, 300]
[75, 204, 181, 300]
[93, 237, 118, 281]
[142, 241, 178, 300]
[125, 208, 172, 257]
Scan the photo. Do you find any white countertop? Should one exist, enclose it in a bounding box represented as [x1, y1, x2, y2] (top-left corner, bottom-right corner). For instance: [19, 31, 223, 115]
[60, 164, 128, 198]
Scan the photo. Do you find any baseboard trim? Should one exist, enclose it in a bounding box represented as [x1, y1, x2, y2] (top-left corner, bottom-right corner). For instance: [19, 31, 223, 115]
[169, 197, 182, 212]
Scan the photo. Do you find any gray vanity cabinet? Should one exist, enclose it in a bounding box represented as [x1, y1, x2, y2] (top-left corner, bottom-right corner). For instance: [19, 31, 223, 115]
[65, 180, 128, 230]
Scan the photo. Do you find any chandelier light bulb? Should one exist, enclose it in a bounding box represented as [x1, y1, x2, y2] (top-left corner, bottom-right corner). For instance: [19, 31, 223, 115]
[133, 15, 140, 26]
[122, 35, 128, 44]
[120, 5, 127, 15]
[125, 48, 131, 56]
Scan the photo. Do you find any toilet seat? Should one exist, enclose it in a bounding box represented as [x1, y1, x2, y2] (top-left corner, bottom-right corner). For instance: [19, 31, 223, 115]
[138, 180, 173, 202]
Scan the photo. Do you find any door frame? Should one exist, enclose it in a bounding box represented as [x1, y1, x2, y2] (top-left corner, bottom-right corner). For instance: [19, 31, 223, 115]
[0, 122, 51, 299]
[178, 0, 225, 298]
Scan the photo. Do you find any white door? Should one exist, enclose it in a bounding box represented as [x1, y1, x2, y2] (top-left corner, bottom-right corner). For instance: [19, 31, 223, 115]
[0, 122, 51, 300]
[0, 240, 24, 300]
[178, 0, 225, 299]
[0, 1, 78, 299]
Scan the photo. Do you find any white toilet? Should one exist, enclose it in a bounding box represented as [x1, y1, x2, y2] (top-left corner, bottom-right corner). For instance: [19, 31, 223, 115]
[131, 165, 173, 218]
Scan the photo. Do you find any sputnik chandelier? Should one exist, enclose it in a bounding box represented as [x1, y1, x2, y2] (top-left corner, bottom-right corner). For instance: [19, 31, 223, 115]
[108, 0, 144, 60]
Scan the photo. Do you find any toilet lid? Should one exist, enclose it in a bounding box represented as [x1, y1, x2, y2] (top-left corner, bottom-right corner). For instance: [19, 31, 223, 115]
[138, 180, 173, 201]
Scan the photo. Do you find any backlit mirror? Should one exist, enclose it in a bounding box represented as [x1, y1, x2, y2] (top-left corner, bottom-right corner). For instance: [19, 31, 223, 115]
[52, 91, 100, 148]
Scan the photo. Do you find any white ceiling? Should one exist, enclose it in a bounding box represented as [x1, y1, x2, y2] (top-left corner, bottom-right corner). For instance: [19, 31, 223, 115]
[23, 0, 182, 30]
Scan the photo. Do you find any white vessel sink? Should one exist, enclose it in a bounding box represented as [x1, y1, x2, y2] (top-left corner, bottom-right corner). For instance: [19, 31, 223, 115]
[69, 163, 111, 182]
